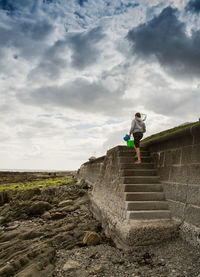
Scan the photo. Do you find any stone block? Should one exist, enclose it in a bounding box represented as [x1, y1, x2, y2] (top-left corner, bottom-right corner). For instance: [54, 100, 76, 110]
[171, 149, 181, 165]
[188, 164, 200, 185]
[180, 222, 200, 248]
[148, 143, 161, 153]
[169, 165, 188, 184]
[164, 149, 182, 166]
[164, 150, 172, 166]
[187, 185, 200, 206]
[159, 152, 164, 167]
[185, 205, 200, 227]
[175, 184, 187, 203]
[163, 183, 176, 201]
[159, 167, 171, 181]
[181, 146, 193, 165]
[164, 183, 187, 203]
[167, 200, 185, 220]
[191, 145, 200, 163]
[159, 135, 193, 151]
[151, 153, 159, 167]
[192, 124, 200, 144]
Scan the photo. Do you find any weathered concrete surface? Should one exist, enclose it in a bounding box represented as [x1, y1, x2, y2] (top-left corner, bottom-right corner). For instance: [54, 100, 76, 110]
[142, 123, 200, 247]
[90, 196, 178, 250]
[78, 146, 178, 250]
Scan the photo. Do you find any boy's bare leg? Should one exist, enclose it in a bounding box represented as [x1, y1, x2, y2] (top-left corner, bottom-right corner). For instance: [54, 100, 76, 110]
[135, 147, 141, 163]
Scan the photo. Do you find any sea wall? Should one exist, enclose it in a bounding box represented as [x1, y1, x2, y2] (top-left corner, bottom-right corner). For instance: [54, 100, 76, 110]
[78, 148, 126, 219]
[142, 123, 200, 246]
[78, 146, 178, 249]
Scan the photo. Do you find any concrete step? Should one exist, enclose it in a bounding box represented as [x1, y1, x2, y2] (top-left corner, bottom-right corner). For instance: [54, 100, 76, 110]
[121, 169, 157, 176]
[125, 201, 169, 210]
[119, 156, 152, 163]
[111, 145, 147, 152]
[120, 163, 155, 169]
[126, 210, 171, 220]
[122, 176, 160, 184]
[118, 151, 150, 157]
[124, 184, 163, 192]
[125, 192, 165, 201]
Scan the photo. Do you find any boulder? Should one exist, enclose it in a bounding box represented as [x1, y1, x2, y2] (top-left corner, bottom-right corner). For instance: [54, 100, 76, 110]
[89, 156, 96, 161]
[29, 201, 52, 215]
[50, 212, 65, 220]
[63, 259, 81, 272]
[0, 216, 6, 224]
[58, 200, 73, 207]
[83, 231, 101, 246]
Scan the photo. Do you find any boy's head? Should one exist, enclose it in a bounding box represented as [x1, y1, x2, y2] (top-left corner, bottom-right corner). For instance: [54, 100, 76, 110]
[135, 112, 141, 118]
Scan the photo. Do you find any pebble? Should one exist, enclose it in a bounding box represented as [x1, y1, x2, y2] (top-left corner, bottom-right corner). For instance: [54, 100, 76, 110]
[63, 259, 81, 271]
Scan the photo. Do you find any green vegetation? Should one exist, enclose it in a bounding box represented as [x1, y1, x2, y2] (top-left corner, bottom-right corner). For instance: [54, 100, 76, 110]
[142, 121, 199, 143]
[0, 177, 73, 192]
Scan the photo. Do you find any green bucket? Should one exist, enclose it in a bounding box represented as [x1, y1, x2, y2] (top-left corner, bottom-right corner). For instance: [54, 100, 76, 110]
[127, 140, 134, 147]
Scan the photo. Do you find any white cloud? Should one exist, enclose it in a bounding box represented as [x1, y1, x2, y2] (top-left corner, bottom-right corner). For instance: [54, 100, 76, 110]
[0, 0, 199, 170]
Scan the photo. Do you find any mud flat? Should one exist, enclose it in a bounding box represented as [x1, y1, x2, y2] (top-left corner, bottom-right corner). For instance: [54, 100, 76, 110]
[0, 173, 199, 277]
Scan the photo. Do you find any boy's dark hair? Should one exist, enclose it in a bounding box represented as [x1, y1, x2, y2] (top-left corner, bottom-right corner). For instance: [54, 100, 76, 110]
[135, 112, 141, 118]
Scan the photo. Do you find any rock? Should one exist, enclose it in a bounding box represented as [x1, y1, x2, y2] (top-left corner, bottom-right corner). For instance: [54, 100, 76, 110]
[29, 201, 52, 215]
[0, 264, 15, 277]
[20, 230, 43, 240]
[88, 264, 103, 274]
[0, 216, 6, 224]
[50, 212, 65, 220]
[41, 211, 51, 220]
[58, 200, 73, 207]
[63, 259, 81, 271]
[89, 156, 96, 161]
[6, 224, 19, 231]
[83, 231, 101, 246]
[59, 205, 78, 213]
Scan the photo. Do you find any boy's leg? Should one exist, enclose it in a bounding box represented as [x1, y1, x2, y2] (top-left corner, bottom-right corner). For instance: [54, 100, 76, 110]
[133, 133, 143, 164]
[135, 147, 141, 163]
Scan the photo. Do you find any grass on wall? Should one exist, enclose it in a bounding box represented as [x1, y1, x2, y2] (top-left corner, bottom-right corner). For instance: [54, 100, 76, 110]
[142, 121, 199, 143]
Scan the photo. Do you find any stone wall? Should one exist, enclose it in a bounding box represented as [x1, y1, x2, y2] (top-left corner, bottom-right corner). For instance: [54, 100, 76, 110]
[78, 146, 178, 249]
[78, 147, 126, 219]
[78, 156, 105, 185]
[142, 123, 200, 246]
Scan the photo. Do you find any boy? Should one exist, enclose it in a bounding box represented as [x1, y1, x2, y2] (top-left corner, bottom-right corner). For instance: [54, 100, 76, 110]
[129, 112, 146, 164]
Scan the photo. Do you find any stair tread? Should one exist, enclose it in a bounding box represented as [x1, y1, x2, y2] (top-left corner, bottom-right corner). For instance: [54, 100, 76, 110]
[124, 191, 163, 194]
[122, 168, 156, 170]
[128, 210, 170, 213]
[124, 176, 160, 178]
[125, 200, 167, 203]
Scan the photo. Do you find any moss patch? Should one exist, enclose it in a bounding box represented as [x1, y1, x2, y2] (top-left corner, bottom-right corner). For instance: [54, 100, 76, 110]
[0, 177, 73, 192]
[142, 121, 199, 143]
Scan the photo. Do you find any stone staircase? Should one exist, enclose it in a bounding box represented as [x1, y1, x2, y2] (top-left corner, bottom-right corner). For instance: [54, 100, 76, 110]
[118, 147, 171, 220]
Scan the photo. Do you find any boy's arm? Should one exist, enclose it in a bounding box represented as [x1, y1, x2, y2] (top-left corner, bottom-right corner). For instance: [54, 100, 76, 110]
[142, 114, 147, 121]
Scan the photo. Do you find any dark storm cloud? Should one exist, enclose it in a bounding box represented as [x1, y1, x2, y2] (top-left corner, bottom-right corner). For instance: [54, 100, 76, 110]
[0, 0, 39, 14]
[18, 78, 132, 115]
[19, 20, 53, 41]
[0, 16, 54, 61]
[127, 7, 200, 78]
[114, 2, 139, 15]
[66, 26, 106, 70]
[185, 0, 200, 13]
[28, 26, 105, 80]
[27, 40, 68, 81]
[77, 0, 88, 7]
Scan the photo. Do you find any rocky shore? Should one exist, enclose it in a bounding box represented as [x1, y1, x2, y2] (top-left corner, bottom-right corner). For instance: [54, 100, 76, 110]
[0, 173, 199, 277]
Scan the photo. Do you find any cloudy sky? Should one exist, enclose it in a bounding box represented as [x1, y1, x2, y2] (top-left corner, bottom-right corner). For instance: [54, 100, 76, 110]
[0, 0, 200, 170]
